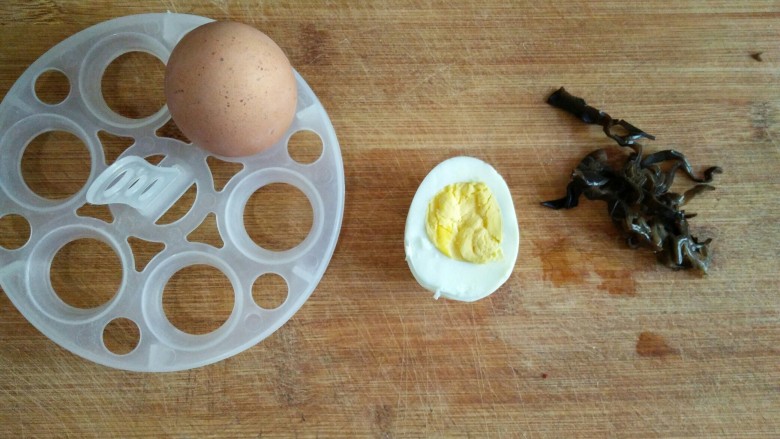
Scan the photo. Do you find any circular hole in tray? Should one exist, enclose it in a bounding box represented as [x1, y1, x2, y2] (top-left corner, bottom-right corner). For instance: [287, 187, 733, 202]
[34, 69, 70, 105]
[103, 317, 140, 355]
[22, 130, 91, 200]
[244, 183, 313, 251]
[102, 51, 166, 119]
[252, 273, 289, 310]
[51, 238, 122, 309]
[162, 264, 234, 335]
[288, 130, 323, 164]
[0, 214, 32, 250]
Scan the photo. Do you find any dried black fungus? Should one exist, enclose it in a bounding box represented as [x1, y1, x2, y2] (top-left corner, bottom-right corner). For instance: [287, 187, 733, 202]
[542, 87, 722, 273]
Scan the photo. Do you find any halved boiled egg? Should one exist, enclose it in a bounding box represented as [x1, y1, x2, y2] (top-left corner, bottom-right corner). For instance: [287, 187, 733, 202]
[404, 156, 520, 302]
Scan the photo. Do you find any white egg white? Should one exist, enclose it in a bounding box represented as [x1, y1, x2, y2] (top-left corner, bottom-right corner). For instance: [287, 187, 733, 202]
[404, 156, 520, 302]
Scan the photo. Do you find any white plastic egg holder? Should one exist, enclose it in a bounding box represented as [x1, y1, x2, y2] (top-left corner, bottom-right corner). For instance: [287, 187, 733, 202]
[0, 13, 345, 371]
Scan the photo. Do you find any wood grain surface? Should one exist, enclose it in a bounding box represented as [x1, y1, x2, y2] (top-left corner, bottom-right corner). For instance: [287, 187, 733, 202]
[1, 1, 779, 437]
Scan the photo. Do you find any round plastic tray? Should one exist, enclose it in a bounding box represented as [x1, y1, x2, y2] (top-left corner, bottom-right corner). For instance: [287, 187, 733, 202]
[0, 13, 345, 372]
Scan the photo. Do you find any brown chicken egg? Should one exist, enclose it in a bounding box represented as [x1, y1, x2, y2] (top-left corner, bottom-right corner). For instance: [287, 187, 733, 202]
[165, 21, 297, 157]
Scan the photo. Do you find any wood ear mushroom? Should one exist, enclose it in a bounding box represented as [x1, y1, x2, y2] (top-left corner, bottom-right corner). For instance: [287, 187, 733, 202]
[542, 87, 722, 273]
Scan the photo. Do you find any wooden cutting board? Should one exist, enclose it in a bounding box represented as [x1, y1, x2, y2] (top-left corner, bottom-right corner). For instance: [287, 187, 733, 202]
[1, 1, 778, 437]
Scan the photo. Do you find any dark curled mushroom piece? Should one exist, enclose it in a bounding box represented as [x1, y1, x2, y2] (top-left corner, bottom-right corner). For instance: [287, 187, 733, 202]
[542, 87, 722, 273]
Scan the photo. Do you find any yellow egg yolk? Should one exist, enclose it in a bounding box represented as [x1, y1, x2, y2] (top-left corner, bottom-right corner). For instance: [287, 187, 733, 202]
[425, 182, 503, 263]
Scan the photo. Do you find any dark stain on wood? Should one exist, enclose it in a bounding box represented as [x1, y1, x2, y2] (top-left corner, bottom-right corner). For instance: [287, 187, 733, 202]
[537, 239, 637, 295]
[538, 238, 589, 287]
[595, 268, 637, 296]
[636, 331, 678, 358]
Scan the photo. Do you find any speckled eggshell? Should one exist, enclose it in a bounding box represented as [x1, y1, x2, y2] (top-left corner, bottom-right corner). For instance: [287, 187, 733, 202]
[165, 21, 297, 157]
